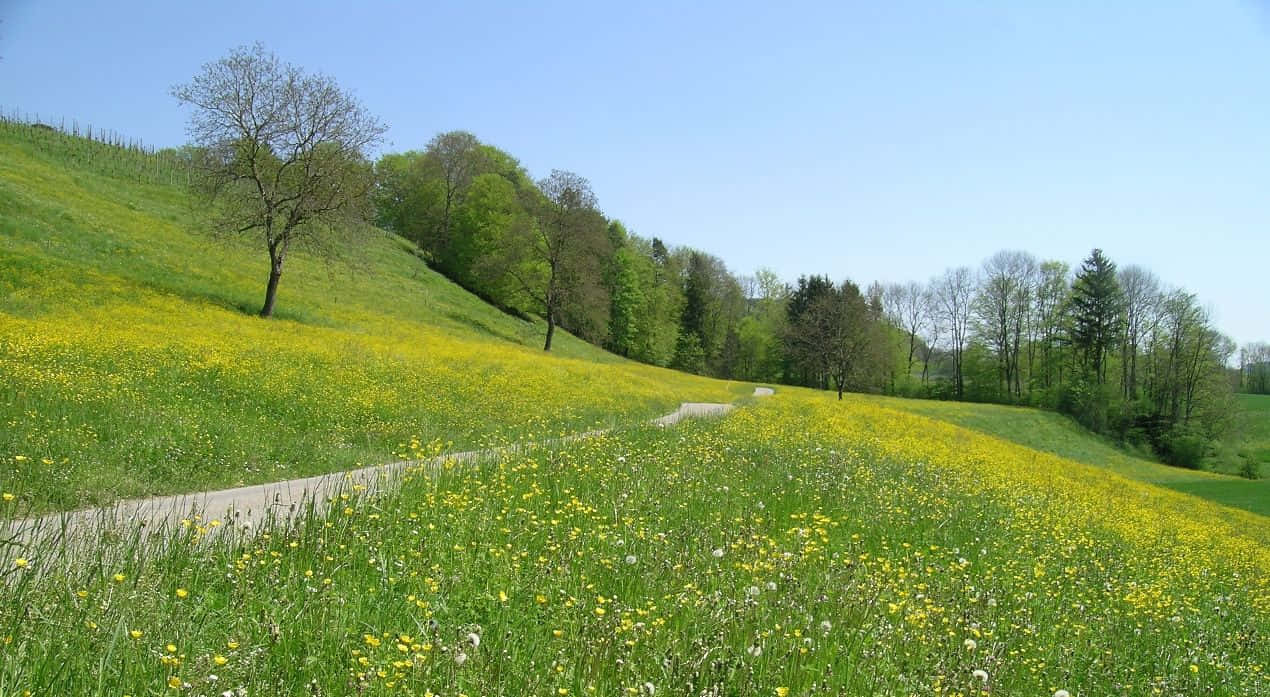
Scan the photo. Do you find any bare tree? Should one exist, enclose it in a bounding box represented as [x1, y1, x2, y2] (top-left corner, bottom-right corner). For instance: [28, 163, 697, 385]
[973, 251, 1036, 400]
[883, 281, 928, 380]
[919, 283, 941, 385]
[934, 267, 974, 398]
[1118, 265, 1161, 400]
[172, 44, 386, 317]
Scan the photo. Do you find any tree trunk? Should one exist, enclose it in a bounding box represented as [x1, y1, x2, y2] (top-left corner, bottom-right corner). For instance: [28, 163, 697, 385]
[260, 249, 284, 318]
[543, 310, 556, 351]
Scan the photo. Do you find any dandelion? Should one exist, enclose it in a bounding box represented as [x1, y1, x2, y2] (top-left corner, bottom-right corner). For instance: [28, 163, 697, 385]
[128, 629, 143, 639]
[13, 557, 27, 569]
[454, 650, 468, 666]
[175, 588, 188, 599]
[2, 493, 13, 502]
[1053, 691, 1071, 697]
[113, 573, 126, 583]
[775, 688, 789, 697]
[625, 555, 637, 565]
[642, 682, 655, 695]
[226, 641, 239, 650]
[498, 590, 508, 602]
[214, 655, 228, 666]
[167, 676, 182, 689]
[747, 644, 763, 657]
[747, 586, 759, 596]
[166, 643, 177, 653]
[765, 582, 777, 591]
[972, 669, 989, 684]
[466, 632, 480, 648]
[712, 548, 724, 558]
[964, 638, 977, 651]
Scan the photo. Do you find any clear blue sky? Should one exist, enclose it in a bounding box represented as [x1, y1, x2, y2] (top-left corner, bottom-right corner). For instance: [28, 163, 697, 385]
[2, 0, 1266, 346]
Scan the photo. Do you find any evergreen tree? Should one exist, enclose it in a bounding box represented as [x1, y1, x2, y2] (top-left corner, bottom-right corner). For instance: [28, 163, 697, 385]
[1068, 248, 1122, 385]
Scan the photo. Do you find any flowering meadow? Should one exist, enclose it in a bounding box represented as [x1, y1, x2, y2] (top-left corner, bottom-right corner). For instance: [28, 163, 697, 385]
[2, 389, 1266, 695]
[0, 124, 744, 513]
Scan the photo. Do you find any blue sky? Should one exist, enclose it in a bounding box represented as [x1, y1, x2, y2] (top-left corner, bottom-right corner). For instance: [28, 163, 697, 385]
[2, 0, 1266, 345]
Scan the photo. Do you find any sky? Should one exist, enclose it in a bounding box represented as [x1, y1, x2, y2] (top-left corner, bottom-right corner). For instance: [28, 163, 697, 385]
[1, 0, 1267, 346]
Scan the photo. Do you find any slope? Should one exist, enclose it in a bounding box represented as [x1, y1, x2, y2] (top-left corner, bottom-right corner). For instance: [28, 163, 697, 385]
[0, 122, 747, 514]
[877, 394, 1270, 516]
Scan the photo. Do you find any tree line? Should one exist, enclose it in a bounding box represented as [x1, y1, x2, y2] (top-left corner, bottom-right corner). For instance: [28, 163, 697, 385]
[172, 45, 1262, 472]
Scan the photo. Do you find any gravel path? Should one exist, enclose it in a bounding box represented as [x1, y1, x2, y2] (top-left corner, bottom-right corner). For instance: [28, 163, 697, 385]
[3, 387, 773, 551]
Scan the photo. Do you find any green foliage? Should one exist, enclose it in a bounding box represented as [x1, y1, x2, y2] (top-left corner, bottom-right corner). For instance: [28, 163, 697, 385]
[1067, 248, 1122, 384]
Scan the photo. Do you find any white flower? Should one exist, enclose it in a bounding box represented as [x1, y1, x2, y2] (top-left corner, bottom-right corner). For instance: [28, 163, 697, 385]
[972, 669, 989, 683]
[766, 581, 777, 591]
[1054, 691, 1071, 697]
[712, 548, 724, 558]
[617, 455, 626, 463]
[819, 620, 832, 634]
[466, 632, 480, 648]
[454, 650, 468, 666]
[964, 638, 977, 651]
[207, 674, 219, 683]
[746, 586, 760, 597]
[642, 682, 656, 695]
[625, 555, 637, 565]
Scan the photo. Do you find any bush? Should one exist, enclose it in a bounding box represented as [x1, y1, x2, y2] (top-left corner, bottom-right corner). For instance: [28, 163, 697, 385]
[1158, 427, 1208, 469]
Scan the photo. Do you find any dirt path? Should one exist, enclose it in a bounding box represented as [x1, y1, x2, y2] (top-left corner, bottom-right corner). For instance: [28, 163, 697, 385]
[3, 387, 773, 551]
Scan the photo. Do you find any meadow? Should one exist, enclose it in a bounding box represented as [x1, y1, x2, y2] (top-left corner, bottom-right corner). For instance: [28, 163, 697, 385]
[1, 389, 1266, 695]
[3, 122, 1268, 696]
[887, 396, 1270, 517]
[0, 122, 745, 514]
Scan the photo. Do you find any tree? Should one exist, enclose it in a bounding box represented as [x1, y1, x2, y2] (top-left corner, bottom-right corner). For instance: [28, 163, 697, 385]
[973, 251, 1037, 400]
[933, 267, 974, 398]
[1068, 249, 1122, 384]
[1118, 265, 1161, 400]
[504, 170, 610, 351]
[173, 43, 386, 317]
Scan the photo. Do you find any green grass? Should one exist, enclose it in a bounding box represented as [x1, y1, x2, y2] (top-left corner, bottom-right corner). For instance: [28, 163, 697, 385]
[0, 122, 748, 515]
[1, 390, 1265, 695]
[876, 395, 1270, 517]
[1, 121, 1267, 697]
[1206, 393, 1270, 479]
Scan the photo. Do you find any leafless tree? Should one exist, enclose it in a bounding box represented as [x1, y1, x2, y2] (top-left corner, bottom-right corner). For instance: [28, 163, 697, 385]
[974, 251, 1036, 399]
[933, 267, 974, 398]
[1118, 265, 1161, 400]
[172, 43, 386, 317]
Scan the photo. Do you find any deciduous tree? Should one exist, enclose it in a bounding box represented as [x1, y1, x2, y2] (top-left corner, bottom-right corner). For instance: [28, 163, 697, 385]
[173, 43, 386, 317]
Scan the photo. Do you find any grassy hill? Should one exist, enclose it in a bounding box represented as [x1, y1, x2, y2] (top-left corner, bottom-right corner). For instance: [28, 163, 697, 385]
[1, 124, 1267, 695]
[883, 396, 1270, 517]
[0, 122, 747, 513]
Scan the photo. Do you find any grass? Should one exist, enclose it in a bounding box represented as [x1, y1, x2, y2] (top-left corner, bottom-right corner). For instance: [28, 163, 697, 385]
[1, 389, 1266, 695]
[0, 122, 748, 515]
[2, 122, 1268, 695]
[882, 395, 1270, 517]
[1205, 393, 1270, 479]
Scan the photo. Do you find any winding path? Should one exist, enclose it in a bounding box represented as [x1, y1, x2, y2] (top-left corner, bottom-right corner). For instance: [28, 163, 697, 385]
[4, 387, 774, 551]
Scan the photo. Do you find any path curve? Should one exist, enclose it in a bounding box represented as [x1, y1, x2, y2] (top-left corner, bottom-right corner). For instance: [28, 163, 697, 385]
[3, 387, 773, 552]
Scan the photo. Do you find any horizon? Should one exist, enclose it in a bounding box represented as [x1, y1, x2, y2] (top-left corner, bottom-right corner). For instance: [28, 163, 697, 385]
[2, 0, 1266, 346]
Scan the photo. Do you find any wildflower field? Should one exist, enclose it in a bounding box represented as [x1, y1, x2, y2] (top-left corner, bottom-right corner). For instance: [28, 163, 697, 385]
[2, 389, 1266, 696]
[2, 124, 1268, 696]
[886, 396, 1270, 517]
[0, 123, 745, 514]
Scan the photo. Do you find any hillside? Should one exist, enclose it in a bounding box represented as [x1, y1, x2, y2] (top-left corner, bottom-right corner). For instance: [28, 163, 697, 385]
[0, 122, 747, 514]
[883, 396, 1270, 517]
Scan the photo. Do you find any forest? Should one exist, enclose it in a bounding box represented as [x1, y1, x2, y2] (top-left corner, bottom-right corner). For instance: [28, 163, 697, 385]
[373, 129, 1264, 471]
